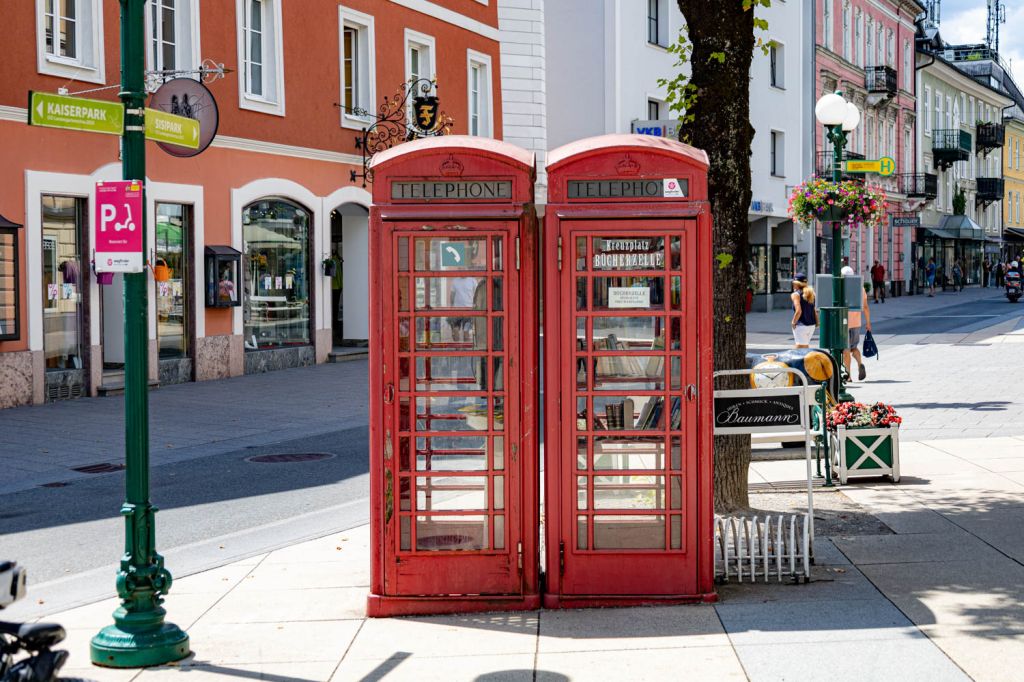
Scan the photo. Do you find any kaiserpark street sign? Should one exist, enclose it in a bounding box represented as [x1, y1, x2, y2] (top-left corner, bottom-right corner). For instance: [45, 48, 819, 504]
[28, 91, 124, 135]
[844, 156, 896, 176]
[144, 108, 200, 149]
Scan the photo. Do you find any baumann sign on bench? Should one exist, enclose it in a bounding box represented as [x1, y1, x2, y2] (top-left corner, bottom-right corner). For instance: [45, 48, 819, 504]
[712, 388, 804, 435]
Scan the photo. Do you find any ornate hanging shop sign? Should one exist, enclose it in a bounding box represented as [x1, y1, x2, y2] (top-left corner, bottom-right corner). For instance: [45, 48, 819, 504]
[339, 78, 454, 187]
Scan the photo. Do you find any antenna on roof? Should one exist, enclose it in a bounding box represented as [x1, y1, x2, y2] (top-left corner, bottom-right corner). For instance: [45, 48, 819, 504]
[986, 0, 1006, 53]
[924, 0, 941, 27]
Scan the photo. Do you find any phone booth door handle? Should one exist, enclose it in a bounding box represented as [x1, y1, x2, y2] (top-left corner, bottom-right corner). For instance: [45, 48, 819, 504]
[686, 384, 698, 402]
[383, 384, 395, 404]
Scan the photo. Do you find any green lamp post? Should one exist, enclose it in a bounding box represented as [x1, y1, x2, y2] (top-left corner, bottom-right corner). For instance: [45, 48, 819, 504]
[814, 90, 861, 403]
[90, 0, 189, 668]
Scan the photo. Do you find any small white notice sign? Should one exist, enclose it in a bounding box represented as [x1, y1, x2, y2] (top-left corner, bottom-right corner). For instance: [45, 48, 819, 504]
[608, 286, 650, 308]
[663, 178, 686, 198]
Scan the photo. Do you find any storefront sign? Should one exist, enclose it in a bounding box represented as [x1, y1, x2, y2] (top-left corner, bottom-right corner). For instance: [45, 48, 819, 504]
[28, 91, 123, 136]
[148, 78, 219, 157]
[390, 181, 512, 200]
[892, 216, 920, 228]
[567, 179, 688, 199]
[630, 119, 681, 139]
[844, 157, 896, 176]
[750, 200, 775, 213]
[607, 286, 651, 308]
[94, 181, 144, 273]
[145, 108, 199, 149]
[713, 388, 804, 435]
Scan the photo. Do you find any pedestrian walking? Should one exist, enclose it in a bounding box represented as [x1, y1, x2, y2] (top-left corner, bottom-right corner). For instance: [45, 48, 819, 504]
[983, 258, 991, 288]
[996, 261, 1005, 287]
[790, 273, 818, 349]
[870, 260, 886, 303]
[926, 257, 937, 297]
[842, 266, 871, 381]
[952, 261, 963, 292]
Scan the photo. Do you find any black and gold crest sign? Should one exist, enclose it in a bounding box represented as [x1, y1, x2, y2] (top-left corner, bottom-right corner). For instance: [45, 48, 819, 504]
[412, 95, 439, 132]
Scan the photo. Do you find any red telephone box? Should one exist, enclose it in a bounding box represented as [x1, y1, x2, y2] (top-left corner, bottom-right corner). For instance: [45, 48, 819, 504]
[367, 136, 540, 616]
[542, 134, 715, 608]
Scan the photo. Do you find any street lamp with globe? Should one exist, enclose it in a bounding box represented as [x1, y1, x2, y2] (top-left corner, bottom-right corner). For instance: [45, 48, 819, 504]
[815, 90, 861, 401]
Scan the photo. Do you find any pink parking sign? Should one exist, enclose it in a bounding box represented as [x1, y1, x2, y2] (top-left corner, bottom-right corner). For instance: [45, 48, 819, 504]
[94, 180, 144, 273]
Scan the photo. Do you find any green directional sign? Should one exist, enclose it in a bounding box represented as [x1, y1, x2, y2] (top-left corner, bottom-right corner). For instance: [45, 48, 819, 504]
[144, 108, 200, 149]
[28, 91, 124, 135]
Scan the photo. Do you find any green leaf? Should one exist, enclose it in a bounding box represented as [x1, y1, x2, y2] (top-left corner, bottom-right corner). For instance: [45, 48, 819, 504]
[725, 315, 732, 323]
[716, 253, 734, 270]
[710, 51, 726, 64]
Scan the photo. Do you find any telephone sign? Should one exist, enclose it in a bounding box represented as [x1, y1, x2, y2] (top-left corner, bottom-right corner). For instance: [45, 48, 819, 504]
[94, 180, 144, 273]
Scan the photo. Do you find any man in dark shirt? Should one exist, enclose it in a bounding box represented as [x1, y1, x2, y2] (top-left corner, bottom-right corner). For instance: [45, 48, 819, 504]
[870, 260, 886, 303]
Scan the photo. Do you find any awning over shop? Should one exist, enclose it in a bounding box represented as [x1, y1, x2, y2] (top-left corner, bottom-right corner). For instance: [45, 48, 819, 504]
[920, 227, 956, 240]
[1005, 227, 1024, 241]
[939, 214, 986, 240]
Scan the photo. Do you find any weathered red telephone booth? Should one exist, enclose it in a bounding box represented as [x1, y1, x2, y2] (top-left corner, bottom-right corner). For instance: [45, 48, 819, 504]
[542, 134, 715, 607]
[367, 137, 540, 616]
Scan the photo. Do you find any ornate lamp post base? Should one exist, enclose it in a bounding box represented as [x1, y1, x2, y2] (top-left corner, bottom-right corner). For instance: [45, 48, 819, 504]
[91, 619, 189, 668]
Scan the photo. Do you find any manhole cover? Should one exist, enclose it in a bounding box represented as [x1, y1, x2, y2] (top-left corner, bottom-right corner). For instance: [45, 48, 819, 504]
[246, 453, 336, 464]
[71, 463, 126, 474]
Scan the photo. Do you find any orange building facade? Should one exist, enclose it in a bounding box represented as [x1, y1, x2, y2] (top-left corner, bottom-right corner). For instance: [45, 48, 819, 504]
[0, 0, 501, 407]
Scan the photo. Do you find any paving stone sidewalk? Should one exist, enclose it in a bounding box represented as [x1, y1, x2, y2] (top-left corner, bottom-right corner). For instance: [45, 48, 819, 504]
[25, 435, 1024, 681]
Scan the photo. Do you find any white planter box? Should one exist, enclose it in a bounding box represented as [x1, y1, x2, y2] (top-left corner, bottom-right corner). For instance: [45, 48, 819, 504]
[831, 425, 900, 484]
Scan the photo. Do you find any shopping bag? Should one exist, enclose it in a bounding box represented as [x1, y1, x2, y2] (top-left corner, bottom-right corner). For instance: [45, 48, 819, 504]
[862, 330, 878, 359]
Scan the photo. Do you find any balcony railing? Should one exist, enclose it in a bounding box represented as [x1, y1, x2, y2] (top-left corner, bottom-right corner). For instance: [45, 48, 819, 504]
[815, 150, 866, 181]
[976, 122, 1005, 154]
[865, 65, 898, 97]
[899, 173, 938, 199]
[932, 129, 972, 170]
[976, 177, 1004, 203]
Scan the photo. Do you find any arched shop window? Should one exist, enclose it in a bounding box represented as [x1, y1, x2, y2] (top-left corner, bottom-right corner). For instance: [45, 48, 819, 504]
[242, 198, 311, 350]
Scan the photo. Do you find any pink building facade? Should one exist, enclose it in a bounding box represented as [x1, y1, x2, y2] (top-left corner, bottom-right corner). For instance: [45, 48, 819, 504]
[816, 0, 925, 294]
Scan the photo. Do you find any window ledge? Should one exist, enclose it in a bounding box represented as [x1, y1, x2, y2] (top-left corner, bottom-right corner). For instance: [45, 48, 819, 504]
[341, 112, 374, 130]
[38, 55, 105, 84]
[646, 41, 669, 51]
[240, 93, 285, 117]
[770, 84, 786, 92]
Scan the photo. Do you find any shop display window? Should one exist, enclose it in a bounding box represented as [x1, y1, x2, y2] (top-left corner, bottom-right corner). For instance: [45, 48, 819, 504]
[155, 203, 189, 359]
[205, 245, 241, 308]
[41, 196, 85, 370]
[749, 244, 769, 294]
[772, 245, 793, 293]
[0, 215, 20, 341]
[242, 198, 311, 350]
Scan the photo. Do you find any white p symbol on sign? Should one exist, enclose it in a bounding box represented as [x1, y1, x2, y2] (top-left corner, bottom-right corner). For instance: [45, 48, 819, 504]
[100, 205, 116, 233]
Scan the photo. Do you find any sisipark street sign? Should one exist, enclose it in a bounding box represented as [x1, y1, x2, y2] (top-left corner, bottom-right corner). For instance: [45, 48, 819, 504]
[28, 91, 124, 136]
[844, 156, 896, 176]
[144, 108, 199, 149]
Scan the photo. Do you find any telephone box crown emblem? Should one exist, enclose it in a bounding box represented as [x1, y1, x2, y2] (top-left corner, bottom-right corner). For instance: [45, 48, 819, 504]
[440, 155, 464, 177]
[616, 155, 640, 176]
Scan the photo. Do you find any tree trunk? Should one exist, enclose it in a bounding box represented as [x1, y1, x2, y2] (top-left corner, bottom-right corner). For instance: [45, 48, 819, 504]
[677, 0, 757, 513]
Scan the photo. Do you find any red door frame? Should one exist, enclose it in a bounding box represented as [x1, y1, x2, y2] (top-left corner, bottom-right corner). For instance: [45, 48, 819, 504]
[542, 135, 716, 608]
[367, 138, 540, 617]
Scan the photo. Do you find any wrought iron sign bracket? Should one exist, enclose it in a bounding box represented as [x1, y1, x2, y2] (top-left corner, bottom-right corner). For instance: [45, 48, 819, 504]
[336, 78, 454, 188]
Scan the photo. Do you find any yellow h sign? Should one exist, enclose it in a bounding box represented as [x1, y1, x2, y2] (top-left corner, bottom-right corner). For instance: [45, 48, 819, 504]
[844, 156, 896, 177]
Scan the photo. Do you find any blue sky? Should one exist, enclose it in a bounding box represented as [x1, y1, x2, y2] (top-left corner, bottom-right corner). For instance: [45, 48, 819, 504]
[938, 0, 1024, 87]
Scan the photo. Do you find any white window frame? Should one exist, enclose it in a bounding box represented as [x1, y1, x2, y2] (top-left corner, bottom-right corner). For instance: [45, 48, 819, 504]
[924, 87, 932, 136]
[405, 29, 437, 124]
[338, 7, 376, 130]
[842, 4, 851, 61]
[145, 0, 201, 80]
[823, 0, 833, 50]
[35, 0, 105, 84]
[466, 49, 493, 138]
[769, 41, 785, 89]
[770, 130, 785, 177]
[903, 40, 911, 90]
[855, 11, 863, 67]
[865, 17, 873, 67]
[235, 0, 286, 116]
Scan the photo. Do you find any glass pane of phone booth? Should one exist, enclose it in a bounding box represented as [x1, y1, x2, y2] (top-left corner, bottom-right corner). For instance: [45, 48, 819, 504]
[571, 233, 689, 554]
[394, 233, 511, 555]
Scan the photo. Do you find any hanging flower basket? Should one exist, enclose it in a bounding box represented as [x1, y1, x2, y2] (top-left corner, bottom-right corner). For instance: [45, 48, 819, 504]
[788, 178, 887, 229]
[827, 402, 902, 484]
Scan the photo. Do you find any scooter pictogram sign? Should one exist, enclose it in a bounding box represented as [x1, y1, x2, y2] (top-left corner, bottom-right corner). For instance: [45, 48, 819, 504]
[95, 180, 144, 273]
